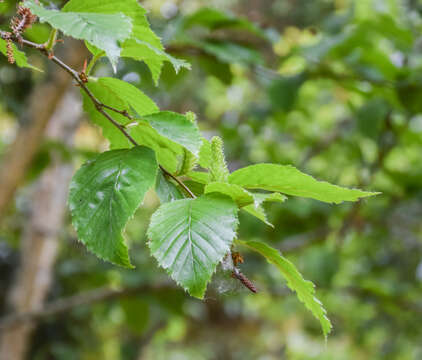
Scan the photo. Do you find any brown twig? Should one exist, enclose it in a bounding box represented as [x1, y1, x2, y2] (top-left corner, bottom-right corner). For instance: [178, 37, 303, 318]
[0, 32, 196, 199]
[0, 283, 174, 330]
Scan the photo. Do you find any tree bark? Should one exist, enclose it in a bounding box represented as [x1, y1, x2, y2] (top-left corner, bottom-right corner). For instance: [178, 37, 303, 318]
[0, 90, 82, 360]
[0, 41, 86, 220]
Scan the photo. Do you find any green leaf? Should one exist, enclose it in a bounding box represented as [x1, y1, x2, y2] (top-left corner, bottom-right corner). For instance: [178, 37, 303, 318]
[0, 38, 41, 71]
[177, 148, 198, 176]
[251, 192, 287, 207]
[229, 164, 379, 204]
[140, 111, 202, 157]
[121, 39, 190, 84]
[130, 123, 185, 174]
[238, 240, 332, 338]
[242, 204, 273, 228]
[187, 171, 210, 184]
[81, 77, 158, 149]
[155, 171, 184, 204]
[182, 7, 266, 38]
[147, 194, 239, 298]
[205, 182, 254, 207]
[62, 0, 189, 83]
[25, 0, 132, 71]
[98, 77, 158, 116]
[68, 146, 158, 267]
[194, 40, 264, 66]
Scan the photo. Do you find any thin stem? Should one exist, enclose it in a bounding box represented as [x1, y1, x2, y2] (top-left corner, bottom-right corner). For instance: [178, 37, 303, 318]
[101, 103, 133, 120]
[44, 28, 57, 52]
[86, 50, 105, 76]
[1, 33, 196, 198]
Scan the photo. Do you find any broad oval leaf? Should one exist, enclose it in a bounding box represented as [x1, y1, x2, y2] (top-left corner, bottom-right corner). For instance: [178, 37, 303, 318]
[69, 146, 158, 267]
[147, 194, 239, 298]
[25, 0, 132, 70]
[238, 240, 332, 338]
[229, 164, 379, 204]
[140, 111, 203, 157]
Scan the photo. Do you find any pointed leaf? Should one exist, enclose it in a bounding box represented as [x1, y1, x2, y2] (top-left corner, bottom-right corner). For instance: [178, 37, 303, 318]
[69, 146, 158, 267]
[25, 0, 132, 70]
[229, 164, 379, 204]
[242, 204, 274, 228]
[147, 194, 239, 298]
[238, 240, 332, 338]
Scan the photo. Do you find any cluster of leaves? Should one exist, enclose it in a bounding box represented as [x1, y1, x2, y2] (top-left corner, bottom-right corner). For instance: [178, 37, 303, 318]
[0, 0, 380, 337]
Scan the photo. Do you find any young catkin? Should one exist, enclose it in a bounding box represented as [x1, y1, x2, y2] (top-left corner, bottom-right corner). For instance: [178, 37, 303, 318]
[6, 39, 14, 64]
[210, 136, 229, 182]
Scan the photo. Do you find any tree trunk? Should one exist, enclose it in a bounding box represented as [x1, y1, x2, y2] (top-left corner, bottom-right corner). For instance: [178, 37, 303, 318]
[0, 90, 82, 360]
[0, 41, 86, 219]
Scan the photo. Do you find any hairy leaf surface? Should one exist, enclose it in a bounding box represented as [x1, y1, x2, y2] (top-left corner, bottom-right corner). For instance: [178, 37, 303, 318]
[69, 146, 157, 267]
[229, 164, 379, 204]
[239, 240, 332, 337]
[148, 194, 238, 298]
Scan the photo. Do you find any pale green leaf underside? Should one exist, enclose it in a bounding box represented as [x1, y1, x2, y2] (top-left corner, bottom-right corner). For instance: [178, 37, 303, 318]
[25, 0, 132, 69]
[147, 194, 239, 298]
[252, 192, 287, 207]
[69, 146, 158, 267]
[229, 164, 379, 204]
[140, 111, 202, 157]
[238, 240, 332, 337]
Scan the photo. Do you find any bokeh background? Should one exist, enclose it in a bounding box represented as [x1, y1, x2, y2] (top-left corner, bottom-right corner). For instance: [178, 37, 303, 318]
[1, 0, 422, 359]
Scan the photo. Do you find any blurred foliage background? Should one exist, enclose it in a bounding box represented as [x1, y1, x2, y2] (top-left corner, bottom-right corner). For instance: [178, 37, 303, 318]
[1, 0, 422, 359]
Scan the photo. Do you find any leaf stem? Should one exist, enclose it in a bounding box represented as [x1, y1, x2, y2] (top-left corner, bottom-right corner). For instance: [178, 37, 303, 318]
[44, 28, 57, 52]
[1, 32, 197, 199]
[86, 50, 105, 76]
